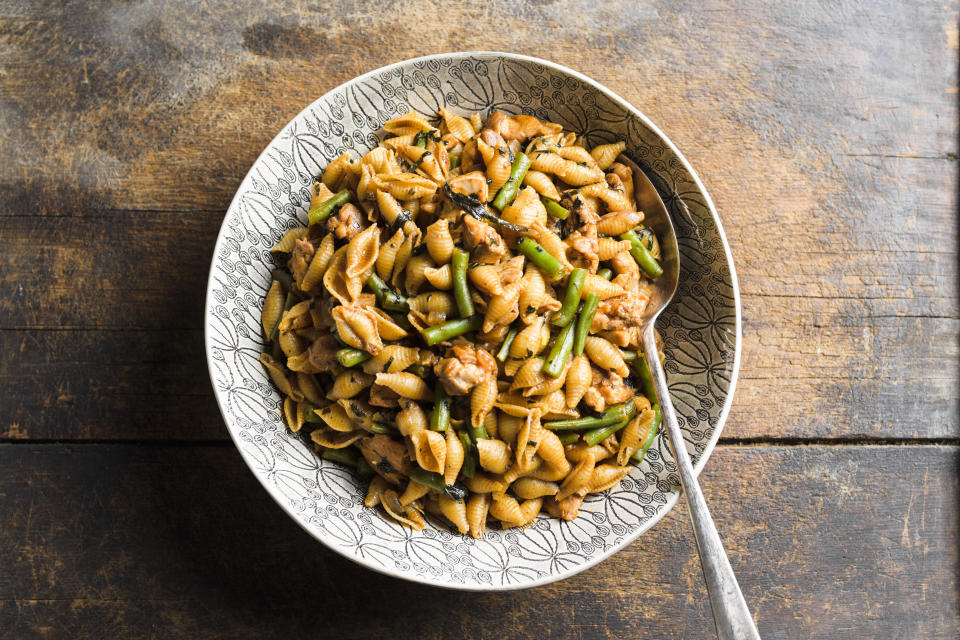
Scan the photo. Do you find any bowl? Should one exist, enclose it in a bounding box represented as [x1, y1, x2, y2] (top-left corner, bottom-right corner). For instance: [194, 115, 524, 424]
[204, 52, 741, 590]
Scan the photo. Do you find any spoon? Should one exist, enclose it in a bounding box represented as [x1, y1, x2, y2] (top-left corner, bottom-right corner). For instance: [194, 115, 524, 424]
[621, 155, 762, 640]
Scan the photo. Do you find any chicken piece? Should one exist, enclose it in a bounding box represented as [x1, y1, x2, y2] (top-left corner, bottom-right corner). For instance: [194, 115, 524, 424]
[368, 383, 402, 408]
[357, 435, 415, 485]
[434, 339, 497, 396]
[497, 255, 525, 286]
[326, 202, 366, 240]
[568, 194, 601, 226]
[597, 370, 635, 406]
[484, 110, 561, 142]
[307, 334, 341, 373]
[461, 214, 507, 263]
[289, 238, 315, 286]
[565, 228, 599, 272]
[591, 293, 647, 332]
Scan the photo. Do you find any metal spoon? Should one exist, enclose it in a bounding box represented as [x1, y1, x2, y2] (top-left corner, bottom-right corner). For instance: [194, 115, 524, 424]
[621, 155, 761, 640]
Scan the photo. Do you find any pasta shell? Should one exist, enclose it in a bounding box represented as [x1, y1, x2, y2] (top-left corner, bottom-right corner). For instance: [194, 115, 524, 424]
[345, 223, 379, 280]
[439, 107, 475, 144]
[314, 403, 357, 432]
[425, 219, 454, 264]
[510, 357, 547, 391]
[296, 373, 325, 406]
[476, 137, 512, 195]
[423, 264, 453, 289]
[364, 476, 389, 508]
[300, 233, 336, 293]
[522, 170, 561, 201]
[565, 443, 614, 464]
[321, 153, 353, 191]
[361, 145, 399, 174]
[322, 245, 351, 305]
[466, 493, 491, 539]
[328, 370, 374, 400]
[259, 353, 302, 401]
[470, 375, 498, 429]
[588, 464, 631, 493]
[596, 237, 632, 260]
[446, 170, 489, 203]
[396, 400, 428, 436]
[309, 428, 364, 449]
[489, 494, 525, 524]
[483, 280, 521, 333]
[378, 173, 439, 200]
[410, 429, 446, 474]
[501, 186, 545, 229]
[529, 151, 603, 186]
[581, 274, 625, 300]
[464, 472, 507, 495]
[261, 280, 284, 338]
[362, 345, 420, 374]
[381, 489, 426, 530]
[596, 210, 645, 236]
[438, 494, 469, 534]
[565, 355, 592, 408]
[271, 227, 308, 255]
[499, 498, 543, 529]
[400, 144, 444, 182]
[557, 452, 596, 501]
[408, 291, 454, 316]
[513, 477, 559, 499]
[580, 180, 633, 212]
[476, 439, 511, 474]
[403, 254, 434, 295]
[515, 409, 544, 468]
[469, 264, 503, 296]
[618, 406, 656, 465]
[590, 141, 626, 170]
[332, 305, 383, 355]
[583, 336, 630, 376]
[537, 430, 571, 475]
[523, 365, 567, 397]
[399, 479, 430, 506]
[377, 228, 405, 280]
[445, 427, 465, 485]
[384, 110, 434, 136]
[369, 308, 409, 341]
[375, 372, 432, 401]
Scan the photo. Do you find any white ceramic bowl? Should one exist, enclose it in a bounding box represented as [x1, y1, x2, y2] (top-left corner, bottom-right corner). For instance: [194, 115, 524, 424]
[205, 52, 741, 590]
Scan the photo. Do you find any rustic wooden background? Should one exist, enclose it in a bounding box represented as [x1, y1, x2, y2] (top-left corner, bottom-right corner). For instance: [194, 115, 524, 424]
[1, 1, 957, 638]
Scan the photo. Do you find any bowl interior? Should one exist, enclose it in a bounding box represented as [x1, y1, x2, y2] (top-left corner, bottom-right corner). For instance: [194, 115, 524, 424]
[205, 52, 740, 590]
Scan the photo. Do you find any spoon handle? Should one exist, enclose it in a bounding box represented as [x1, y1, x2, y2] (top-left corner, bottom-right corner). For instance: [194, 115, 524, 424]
[642, 326, 761, 640]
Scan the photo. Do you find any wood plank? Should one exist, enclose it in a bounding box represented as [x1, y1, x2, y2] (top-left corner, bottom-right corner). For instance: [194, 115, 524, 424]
[0, 444, 955, 639]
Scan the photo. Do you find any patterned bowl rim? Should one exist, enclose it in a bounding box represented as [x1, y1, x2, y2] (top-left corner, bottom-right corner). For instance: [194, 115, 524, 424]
[204, 51, 742, 591]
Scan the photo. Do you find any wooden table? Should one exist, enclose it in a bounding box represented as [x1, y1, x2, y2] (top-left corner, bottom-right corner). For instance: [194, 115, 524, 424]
[2, 2, 957, 638]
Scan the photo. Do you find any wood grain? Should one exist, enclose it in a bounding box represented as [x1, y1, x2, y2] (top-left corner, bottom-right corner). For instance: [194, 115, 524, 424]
[1, 0, 956, 441]
[0, 444, 956, 639]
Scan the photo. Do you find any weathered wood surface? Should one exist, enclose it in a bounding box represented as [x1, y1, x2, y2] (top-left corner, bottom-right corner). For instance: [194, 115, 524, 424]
[0, 1, 957, 440]
[1, 444, 956, 639]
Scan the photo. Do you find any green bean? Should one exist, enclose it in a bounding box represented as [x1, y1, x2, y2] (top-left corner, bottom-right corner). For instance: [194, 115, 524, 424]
[542, 321, 576, 378]
[457, 430, 476, 478]
[321, 447, 359, 467]
[516, 236, 564, 278]
[491, 152, 531, 210]
[541, 197, 570, 220]
[631, 355, 658, 404]
[496, 327, 518, 362]
[544, 399, 637, 430]
[584, 420, 628, 446]
[421, 315, 483, 346]
[469, 423, 489, 441]
[355, 457, 375, 477]
[409, 469, 446, 492]
[410, 469, 468, 502]
[552, 268, 586, 327]
[388, 311, 414, 330]
[368, 423, 399, 435]
[269, 292, 297, 341]
[631, 405, 662, 465]
[430, 386, 450, 432]
[303, 405, 324, 423]
[413, 129, 429, 148]
[556, 431, 580, 445]
[620, 350, 638, 362]
[451, 248, 474, 317]
[620, 230, 663, 279]
[337, 348, 372, 368]
[308, 189, 351, 226]
[366, 273, 409, 312]
[572, 268, 612, 355]
[405, 364, 430, 378]
[449, 153, 461, 170]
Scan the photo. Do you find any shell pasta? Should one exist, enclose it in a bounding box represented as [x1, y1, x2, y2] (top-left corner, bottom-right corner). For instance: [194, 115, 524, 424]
[260, 108, 665, 537]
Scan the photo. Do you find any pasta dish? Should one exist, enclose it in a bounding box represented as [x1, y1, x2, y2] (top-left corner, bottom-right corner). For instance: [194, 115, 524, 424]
[259, 108, 665, 536]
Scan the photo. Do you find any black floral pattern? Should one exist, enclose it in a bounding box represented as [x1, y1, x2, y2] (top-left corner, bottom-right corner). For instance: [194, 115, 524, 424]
[204, 53, 741, 590]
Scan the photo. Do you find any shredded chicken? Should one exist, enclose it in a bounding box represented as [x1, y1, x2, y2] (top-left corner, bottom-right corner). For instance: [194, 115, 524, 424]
[565, 228, 599, 272]
[447, 170, 489, 203]
[591, 293, 647, 332]
[461, 214, 507, 263]
[434, 340, 497, 396]
[497, 255, 525, 286]
[368, 383, 402, 408]
[480, 127, 507, 148]
[289, 238, 315, 285]
[569, 194, 601, 226]
[326, 202, 366, 240]
[358, 435, 414, 485]
[460, 139, 480, 173]
[307, 334, 340, 373]
[484, 110, 560, 142]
